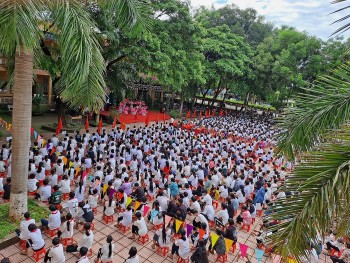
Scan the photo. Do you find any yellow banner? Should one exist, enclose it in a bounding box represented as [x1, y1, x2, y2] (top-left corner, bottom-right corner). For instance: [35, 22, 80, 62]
[224, 238, 234, 252]
[134, 201, 141, 210]
[211, 233, 220, 248]
[175, 219, 183, 233]
[126, 196, 132, 207]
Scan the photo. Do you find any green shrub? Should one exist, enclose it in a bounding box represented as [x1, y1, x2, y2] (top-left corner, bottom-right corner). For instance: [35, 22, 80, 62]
[169, 110, 180, 118]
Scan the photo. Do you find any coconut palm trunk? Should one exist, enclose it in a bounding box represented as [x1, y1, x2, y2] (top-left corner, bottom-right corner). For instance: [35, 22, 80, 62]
[9, 46, 33, 220]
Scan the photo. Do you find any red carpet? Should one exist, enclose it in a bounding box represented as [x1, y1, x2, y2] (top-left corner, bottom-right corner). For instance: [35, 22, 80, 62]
[117, 110, 171, 124]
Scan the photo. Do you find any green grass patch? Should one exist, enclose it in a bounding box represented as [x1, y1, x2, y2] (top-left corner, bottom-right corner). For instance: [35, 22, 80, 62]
[0, 199, 49, 239]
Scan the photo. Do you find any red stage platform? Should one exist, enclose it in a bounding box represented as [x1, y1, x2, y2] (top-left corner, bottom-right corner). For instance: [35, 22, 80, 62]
[117, 111, 171, 124]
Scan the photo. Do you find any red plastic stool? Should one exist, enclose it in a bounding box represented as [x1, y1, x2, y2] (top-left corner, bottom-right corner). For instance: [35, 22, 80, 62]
[212, 200, 219, 209]
[47, 228, 59, 237]
[216, 254, 227, 263]
[19, 239, 27, 250]
[0, 172, 6, 178]
[32, 247, 46, 262]
[157, 246, 169, 257]
[3, 199, 9, 203]
[103, 215, 114, 224]
[61, 237, 74, 247]
[118, 224, 131, 233]
[177, 256, 189, 263]
[62, 193, 70, 201]
[231, 242, 237, 253]
[256, 210, 263, 217]
[241, 224, 251, 232]
[28, 191, 36, 196]
[92, 207, 98, 215]
[137, 233, 149, 244]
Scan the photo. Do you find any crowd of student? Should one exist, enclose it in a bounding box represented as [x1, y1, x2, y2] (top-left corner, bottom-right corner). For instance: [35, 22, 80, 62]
[0, 112, 343, 263]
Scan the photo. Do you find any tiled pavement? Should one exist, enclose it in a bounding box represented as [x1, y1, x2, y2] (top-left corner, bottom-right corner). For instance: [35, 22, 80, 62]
[0, 200, 334, 263]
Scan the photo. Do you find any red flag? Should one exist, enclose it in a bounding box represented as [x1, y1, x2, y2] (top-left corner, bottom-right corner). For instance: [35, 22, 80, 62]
[56, 117, 63, 135]
[85, 116, 89, 131]
[205, 110, 209, 118]
[199, 111, 202, 119]
[112, 115, 117, 129]
[97, 117, 103, 134]
[145, 114, 149, 126]
[186, 111, 191, 119]
[192, 111, 196, 118]
[219, 109, 223, 116]
[212, 110, 215, 117]
[162, 113, 166, 123]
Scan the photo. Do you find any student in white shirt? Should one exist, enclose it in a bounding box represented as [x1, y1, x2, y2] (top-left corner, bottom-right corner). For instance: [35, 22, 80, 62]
[152, 224, 172, 249]
[41, 205, 61, 230]
[116, 206, 133, 228]
[215, 203, 229, 227]
[16, 212, 35, 251]
[95, 235, 114, 263]
[58, 175, 71, 194]
[27, 174, 39, 192]
[125, 247, 139, 263]
[130, 212, 148, 239]
[38, 179, 51, 201]
[24, 223, 45, 255]
[170, 229, 190, 260]
[44, 237, 65, 263]
[64, 192, 79, 218]
[77, 247, 90, 263]
[104, 198, 116, 217]
[58, 213, 74, 240]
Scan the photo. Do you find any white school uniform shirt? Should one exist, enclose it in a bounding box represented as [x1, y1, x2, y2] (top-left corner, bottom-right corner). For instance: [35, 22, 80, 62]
[77, 256, 90, 263]
[134, 217, 148, 236]
[175, 237, 190, 259]
[203, 204, 215, 221]
[60, 219, 74, 239]
[104, 200, 116, 216]
[48, 210, 61, 230]
[66, 198, 79, 217]
[78, 230, 94, 250]
[100, 243, 115, 262]
[120, 210, 133, 227]
[28, 229, 45, 250]
[27, 178, 38, 192]
[75, 186, 85, 202]
[88, 194, 99, 209]
[125, 255, 139, 263]
[156, 228, 172, 247]
[216, 209, 229, 225]
[47, 244, 65, 263]
[58, 179, 70, 193]
[40, 185, 52, 201]
[20, 218, 35, 240]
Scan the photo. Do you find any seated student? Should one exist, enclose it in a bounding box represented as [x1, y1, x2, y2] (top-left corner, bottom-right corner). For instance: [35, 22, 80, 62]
[125, 246, 139, 263]
[58, 175, 71, 194]
[48, 169, 58, 187]
[192, 210, 209, 229]
[22, 223, 45, 255]
[115, 205, 133, 229]
[95, 235, 114, 263]
[177, 198, 187, 221]
[130, 211, 148, 240]
[169, 178, 179, 197]
[41, 205, 61, 231]
[156, 190, 169, 212]
[67, 223, 94, 253]
[170, 229, 190, 260]
[76, 201, 94, 227]
[75, 181, 85, 203]
[57, 213, 74, 240]
[43, 237, 65, 263]
[16, 212, 35, 253]
[201, 190, 213, 206]
[64, 192, 79, 218]
[131, 182, 146, 202]
[36, 179, 51, 202]
[202, 202, 215, 222]
[27, 174, 39, 193]
[236, 205, 252, 226]
[146, 177, 156, 199]
[48, 185, 62, 205]
[187, 196, 201, 214]
[190, 227, 200, 248]
[208, 228, 226, 256]
[103, 197, 116, 218]
[77, 246, 90, 263]
[148, 200, 163, 226]
[2, 178, 11, 201]
[166, 198, 179, 218]
[88, 188, 99, 210]
[330, 242, 350, 263]
[151, 223, 172, 249]
[214, 203, 229, 227]
[190, 239, 210, 263]
[116, 188, 127, 210]
[224, 219, 237, 243]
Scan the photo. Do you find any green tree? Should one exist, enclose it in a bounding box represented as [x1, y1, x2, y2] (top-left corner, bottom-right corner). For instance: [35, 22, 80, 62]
[0, 0, 144, 220]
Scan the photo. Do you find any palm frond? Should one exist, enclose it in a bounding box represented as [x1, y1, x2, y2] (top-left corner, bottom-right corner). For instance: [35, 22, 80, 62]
[0, 1, 43, 55]
[267, 127, 350, 260]
[277, 62, 350, 159]
[331, 0, 350, 35]
[99, 0, 151, 34]
[51, 0, 106, 112]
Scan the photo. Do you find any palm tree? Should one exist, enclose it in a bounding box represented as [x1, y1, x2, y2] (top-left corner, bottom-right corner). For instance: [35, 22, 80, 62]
[266, 1, 350, 259]
[0, 0, 146, 221]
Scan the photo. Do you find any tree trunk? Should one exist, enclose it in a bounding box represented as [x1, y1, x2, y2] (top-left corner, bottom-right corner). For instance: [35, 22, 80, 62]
[179, 98, 184, 117]
[240, 92, 250, 112]
[10, 46, 33, 221]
